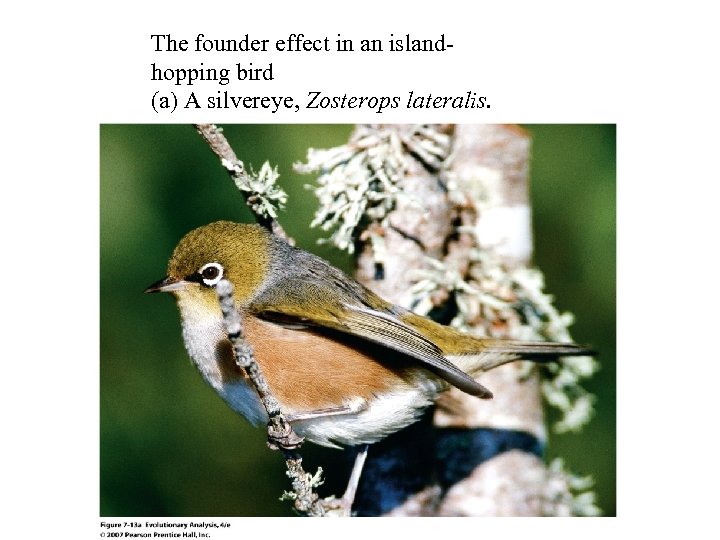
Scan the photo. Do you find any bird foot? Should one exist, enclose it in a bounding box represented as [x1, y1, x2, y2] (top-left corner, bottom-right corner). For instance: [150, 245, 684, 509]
[267, 417, 304, 451]
[320, 445, 369, 516]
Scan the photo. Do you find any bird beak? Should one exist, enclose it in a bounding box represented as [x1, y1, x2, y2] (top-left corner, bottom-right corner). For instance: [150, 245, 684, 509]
[144, 276, 188, 294]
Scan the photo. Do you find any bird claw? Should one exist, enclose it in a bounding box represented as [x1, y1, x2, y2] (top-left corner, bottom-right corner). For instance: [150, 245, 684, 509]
[267, 418, 304, 451]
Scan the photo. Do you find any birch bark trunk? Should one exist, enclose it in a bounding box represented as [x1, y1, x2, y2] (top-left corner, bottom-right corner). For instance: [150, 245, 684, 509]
[353, 124, 548, 516]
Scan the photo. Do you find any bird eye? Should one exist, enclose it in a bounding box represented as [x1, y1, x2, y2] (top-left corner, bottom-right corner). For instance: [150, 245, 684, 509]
[198, 262, 224, 286]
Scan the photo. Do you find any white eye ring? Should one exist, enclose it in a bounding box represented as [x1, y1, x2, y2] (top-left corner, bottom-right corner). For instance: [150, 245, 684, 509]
[199, 262, 224, 286]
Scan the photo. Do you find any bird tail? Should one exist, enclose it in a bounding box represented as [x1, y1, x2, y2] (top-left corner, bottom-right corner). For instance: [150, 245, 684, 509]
[456, 339, 594, 372]
[444, 339, 594, 399]
[399, 311, 595, 397]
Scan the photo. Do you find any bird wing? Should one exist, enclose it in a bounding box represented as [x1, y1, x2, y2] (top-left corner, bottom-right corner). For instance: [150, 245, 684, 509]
[247, 277, 493, 398]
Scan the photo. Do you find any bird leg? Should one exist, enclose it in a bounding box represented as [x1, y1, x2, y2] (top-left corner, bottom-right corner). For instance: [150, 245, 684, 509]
[339, 444, 369, 515]
[320, 445, 370, 516]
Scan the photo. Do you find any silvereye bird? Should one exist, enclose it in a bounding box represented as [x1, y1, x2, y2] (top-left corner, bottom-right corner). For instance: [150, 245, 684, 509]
[146, 220, 590, 449]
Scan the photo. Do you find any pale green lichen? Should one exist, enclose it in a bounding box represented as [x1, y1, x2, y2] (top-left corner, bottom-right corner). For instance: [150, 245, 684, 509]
[543, 458, 601, 516]
[510, 268, 599, 433]
[408, 246, 599, 433]
[227, 159, 287, 219]
[279, 466, 325, 502]
[295, 125, 451, 254]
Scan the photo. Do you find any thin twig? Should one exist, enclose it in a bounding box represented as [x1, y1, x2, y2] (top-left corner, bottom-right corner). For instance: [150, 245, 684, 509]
[194, 123, 291, 242]
[216, 279, 338, 516]
[216, 280, 298, 446]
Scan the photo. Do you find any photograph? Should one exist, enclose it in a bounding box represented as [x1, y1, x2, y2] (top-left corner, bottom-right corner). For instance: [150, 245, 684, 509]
[100, 124, 616, 517]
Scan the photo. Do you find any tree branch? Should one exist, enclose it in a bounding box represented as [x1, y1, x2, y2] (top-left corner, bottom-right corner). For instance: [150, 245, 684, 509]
[215, 280, 301, 450]
[433, 125, 547, 515]
[193, 123, 290, 242]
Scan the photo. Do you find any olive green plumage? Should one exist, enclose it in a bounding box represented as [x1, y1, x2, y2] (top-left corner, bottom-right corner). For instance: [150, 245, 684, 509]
[168, 221, 271, 305]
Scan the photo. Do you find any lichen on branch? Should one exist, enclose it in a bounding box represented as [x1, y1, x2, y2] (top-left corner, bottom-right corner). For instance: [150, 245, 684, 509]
[295, 124, 451, 254]
[194, 123, 288, 240]
[408, 247, 598, 433]
[544, 458, 601, 516]
[233, 160, 287, 219]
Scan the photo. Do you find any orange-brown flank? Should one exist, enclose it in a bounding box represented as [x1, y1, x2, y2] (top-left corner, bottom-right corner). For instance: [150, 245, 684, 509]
[215, 314, 419, 414]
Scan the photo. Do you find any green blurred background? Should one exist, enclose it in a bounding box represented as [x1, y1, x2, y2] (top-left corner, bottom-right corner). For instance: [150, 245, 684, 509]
[100, 124, 615, 516]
